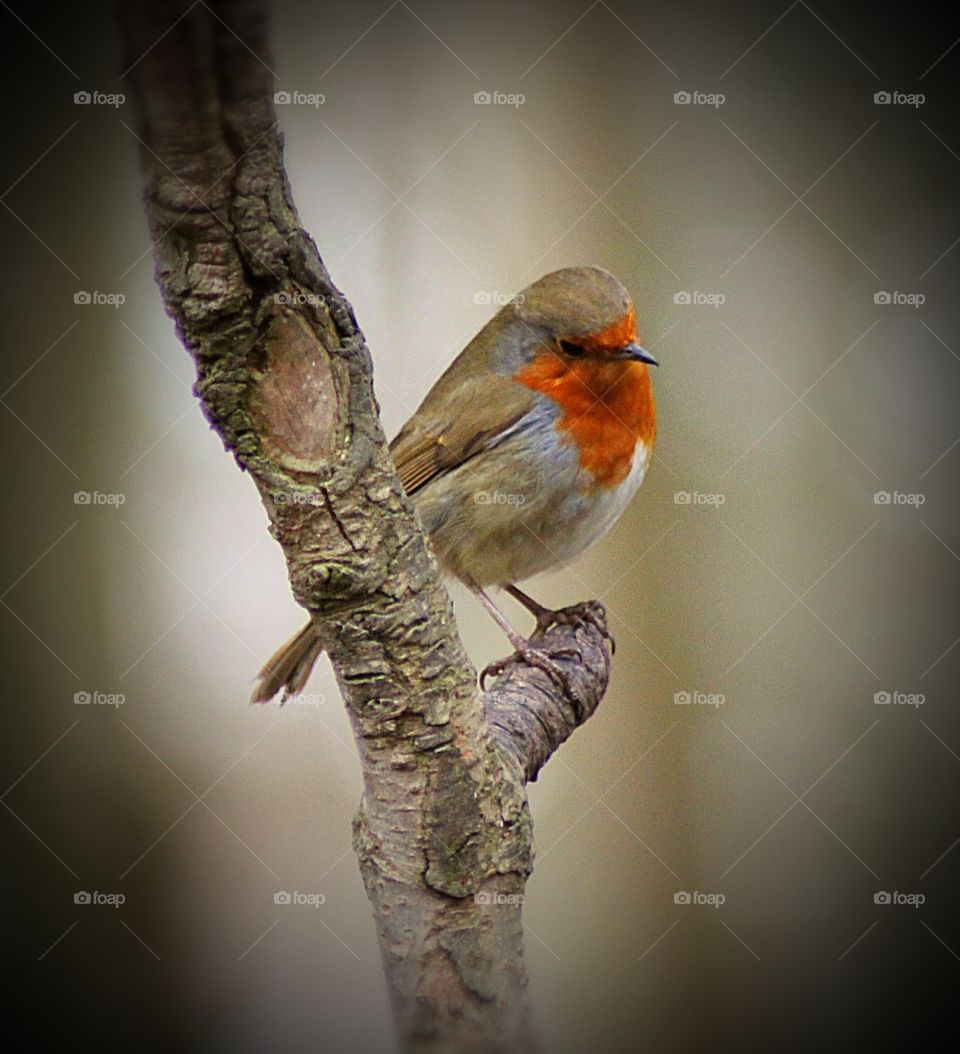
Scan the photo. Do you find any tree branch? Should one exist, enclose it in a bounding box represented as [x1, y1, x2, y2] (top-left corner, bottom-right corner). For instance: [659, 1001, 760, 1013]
[483, 603, 613, 784]
[119, 1, 613, 1049]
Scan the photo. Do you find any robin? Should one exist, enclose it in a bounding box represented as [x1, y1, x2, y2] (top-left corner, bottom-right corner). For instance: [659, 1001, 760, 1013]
[252, 265, 658, 702]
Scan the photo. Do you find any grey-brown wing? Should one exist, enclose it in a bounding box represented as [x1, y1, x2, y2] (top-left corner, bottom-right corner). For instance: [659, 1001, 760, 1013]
[389, 374, 536, 496]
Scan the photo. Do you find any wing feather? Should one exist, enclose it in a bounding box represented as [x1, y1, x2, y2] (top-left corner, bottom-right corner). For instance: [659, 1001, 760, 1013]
[389, 374, 535, 496]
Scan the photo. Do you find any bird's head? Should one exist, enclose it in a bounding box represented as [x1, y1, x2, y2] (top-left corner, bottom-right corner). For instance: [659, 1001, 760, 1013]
[490, 266, 657, 374]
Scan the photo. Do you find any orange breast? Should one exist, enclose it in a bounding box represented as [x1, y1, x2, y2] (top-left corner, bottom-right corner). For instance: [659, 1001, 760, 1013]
[514, 352, 656, 487]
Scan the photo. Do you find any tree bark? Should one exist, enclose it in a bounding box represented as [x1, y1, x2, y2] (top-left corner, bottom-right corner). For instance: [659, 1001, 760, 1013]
[119, 2, 613, 1049]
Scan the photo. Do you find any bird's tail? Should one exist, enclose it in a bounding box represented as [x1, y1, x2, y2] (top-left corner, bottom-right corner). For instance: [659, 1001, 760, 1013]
[251, 621, 323, 704]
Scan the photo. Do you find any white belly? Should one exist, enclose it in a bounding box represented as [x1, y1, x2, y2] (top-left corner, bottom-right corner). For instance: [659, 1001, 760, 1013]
[548, 441, 651, 564]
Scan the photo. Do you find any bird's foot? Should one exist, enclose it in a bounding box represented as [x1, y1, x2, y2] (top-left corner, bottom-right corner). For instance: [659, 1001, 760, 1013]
[480, 638, 579, 695]
[531, 600, 616, 655]
[505, 587, 615, 654]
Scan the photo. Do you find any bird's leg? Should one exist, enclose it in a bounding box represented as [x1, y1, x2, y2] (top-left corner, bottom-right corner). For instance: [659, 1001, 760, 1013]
[505, 583, 616, 653]
[469, 582, 530, 651]
[464, 579, 576, 693]
[503, 583, 557, 630]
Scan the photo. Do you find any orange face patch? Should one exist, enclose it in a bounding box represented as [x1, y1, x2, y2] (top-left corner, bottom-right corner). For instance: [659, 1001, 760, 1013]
[579, 305, 637, 354]
[514, 347, 656, 488]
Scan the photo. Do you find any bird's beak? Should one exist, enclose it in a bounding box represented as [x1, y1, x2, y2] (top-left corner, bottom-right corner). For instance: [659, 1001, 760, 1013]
[617, 341, 658, 366]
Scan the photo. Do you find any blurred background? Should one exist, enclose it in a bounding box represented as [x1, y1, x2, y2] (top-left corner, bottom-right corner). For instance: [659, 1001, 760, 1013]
[2, 0, 959, 1050]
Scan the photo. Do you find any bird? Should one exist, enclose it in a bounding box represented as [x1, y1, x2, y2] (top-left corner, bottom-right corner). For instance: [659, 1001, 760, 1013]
[251, 265, 658, 703]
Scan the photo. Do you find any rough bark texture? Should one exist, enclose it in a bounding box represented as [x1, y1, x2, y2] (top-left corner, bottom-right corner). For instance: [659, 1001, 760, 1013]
[119, 2, 612, 1049]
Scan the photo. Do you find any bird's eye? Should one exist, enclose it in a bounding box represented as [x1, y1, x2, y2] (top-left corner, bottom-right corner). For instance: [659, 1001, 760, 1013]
[558, 339, 584, 357]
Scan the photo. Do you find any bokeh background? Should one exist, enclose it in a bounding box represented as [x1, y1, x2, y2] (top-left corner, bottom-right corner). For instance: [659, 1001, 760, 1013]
[3, 0, 959, 1050]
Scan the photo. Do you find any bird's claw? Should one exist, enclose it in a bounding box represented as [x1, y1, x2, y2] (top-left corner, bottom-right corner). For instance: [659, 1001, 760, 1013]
[480, 642, 577, 695]
[533, 601, 616, 655]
